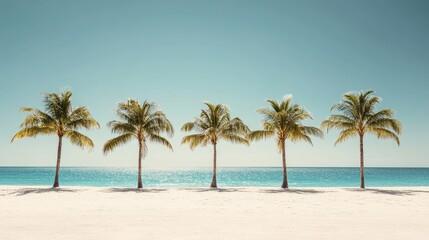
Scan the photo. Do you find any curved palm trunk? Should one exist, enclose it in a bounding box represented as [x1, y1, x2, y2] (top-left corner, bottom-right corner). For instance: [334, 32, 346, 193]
[359, 135, 365, 189]
[53, 136, 63, 188]
[137, 140, 143, 189]
[281, 140, 288, 189]
[210, 143, 217, 188]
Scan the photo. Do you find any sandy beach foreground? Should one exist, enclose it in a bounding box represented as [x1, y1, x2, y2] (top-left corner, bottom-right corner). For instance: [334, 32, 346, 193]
[1, 187, 428, 240]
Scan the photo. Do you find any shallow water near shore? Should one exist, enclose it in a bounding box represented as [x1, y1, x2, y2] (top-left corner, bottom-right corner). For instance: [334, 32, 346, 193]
[1, 167, 428, 187]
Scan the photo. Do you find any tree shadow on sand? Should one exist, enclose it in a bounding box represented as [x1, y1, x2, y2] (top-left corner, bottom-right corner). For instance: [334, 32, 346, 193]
[184, 188, 246, 193]
[104, 188, 168, 193]
[181, 188, 327, 194]
[9, 188, 79, 196]
[346, 188, 429, 196]
[260, 188, 327, 194]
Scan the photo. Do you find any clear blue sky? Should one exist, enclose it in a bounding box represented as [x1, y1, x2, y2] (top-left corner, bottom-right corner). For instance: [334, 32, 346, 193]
[0, 0, 428, 168]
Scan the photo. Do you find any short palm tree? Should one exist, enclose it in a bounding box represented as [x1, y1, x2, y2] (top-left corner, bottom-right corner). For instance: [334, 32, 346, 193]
[248, 96, 324, 189]
[321, 90, 402, 188]
[182, 102, 250, 188]
[103, 99, 174, 189]
[12, 90, 99, 187]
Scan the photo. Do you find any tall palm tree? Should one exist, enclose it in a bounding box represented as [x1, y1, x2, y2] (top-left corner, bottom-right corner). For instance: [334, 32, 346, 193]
[181, 102, 250, 188]
[248, 96, 324, 189]
[321, 90, 402, 189]
[12, 90, 99, 187]
[103, 99, 174, 189]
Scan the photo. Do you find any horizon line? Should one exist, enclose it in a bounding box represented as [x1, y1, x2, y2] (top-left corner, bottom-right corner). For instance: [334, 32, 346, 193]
[1, 166, 428, 169]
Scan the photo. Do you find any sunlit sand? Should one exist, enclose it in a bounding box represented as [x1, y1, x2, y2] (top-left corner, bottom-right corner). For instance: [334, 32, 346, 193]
[1, 186, 428, 239]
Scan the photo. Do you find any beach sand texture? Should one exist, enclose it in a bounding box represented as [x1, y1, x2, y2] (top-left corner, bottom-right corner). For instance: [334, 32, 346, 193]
[1, 187, 428, 239]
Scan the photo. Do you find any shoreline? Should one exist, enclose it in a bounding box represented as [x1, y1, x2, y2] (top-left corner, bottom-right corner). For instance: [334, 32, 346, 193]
[2, 185, 429, 189]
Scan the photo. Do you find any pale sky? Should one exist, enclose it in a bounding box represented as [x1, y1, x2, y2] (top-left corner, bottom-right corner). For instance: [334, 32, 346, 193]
[0, 0, 428, 168]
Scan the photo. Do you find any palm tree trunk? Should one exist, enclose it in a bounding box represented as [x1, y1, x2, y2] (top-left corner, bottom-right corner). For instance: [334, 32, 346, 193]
[52, 136, 62, 188]
[137, 140, 143, 189]
[210, 143, 217, 188]
[281, 140, 288, 189]
[359, 134, 365, 189]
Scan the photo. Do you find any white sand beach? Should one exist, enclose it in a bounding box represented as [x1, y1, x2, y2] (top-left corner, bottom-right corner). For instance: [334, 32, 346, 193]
[1, 186, 428, 240]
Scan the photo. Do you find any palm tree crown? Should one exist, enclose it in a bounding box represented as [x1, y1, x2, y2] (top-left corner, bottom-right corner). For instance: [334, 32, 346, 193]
[321, 90, 402, 145]
[12, 91, 99, 147]
[103, 99, 174, 154]
[181, 102, 250, 188]
[248, 96, 323, 188]
[249, 96, 323, 147]
[182, 102, 250, 148]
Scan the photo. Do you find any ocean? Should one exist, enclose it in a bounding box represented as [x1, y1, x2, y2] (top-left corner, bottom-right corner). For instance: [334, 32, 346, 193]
[0, 167, 428, 187]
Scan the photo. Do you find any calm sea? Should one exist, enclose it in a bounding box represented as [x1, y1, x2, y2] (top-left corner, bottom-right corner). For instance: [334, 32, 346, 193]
[0, 167, 428, 187]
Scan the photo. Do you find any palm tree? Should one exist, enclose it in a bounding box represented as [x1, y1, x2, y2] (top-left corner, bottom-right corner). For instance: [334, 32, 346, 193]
[103, 99, 174, 189]
[321, 90, 402, 189]
[181, 102, 250, 188]
[248, 96, 324, 189]
[12, 90, 99, 187]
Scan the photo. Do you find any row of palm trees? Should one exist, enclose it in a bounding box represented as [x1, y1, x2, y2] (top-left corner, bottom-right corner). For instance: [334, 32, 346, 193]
[11, 90, 402, 189]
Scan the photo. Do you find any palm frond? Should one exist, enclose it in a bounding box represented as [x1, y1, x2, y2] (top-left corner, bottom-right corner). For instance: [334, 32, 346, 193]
[289, 132, 313, 145]
[334, 129, 359, 145]
[107, 121, 137, 135]
[248, 130, 275, 141]
[13, 90, 99, 150]
[182, 102, 249, 150]
[144, 111, 174, 137]
[104, 99, 174, 156]
[301, 126, 324, 139]
[181, 122, 196, 132]
[18, 109, 57, 128]
[229, 117, 251, 135]
[146, 134, 173, 151]
[221, 134, 249, 145]
[321, 119, 355, 132]
[325, 90, 402, 147]
[64, 130, 95, 149]
[66, 107, 100, 130]
[366, 127, 400, 145]
[181, 134, 210, 150]
[103, 133, 134, 154]
[66, 117, 99, 130]
[11, 126, 57, 142]
[266, 99, 280, 112]
[20, 107, 35, 112]
[253, 96, 322, 148]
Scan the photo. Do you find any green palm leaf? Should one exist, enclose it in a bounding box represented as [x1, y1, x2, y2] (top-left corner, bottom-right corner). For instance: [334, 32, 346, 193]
[250, 96, 323, 146]
[103, 133, 134, 154]
[182, 102, 250, 149]
[322, 90, 401, 145]
[64, 130, 95, 149]
[147, 134, 174, 151]
[12, 90, 99, 148]
[103, 99, 174, 154]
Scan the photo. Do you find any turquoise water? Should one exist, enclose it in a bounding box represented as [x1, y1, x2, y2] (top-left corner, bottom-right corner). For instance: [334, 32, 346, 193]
[0, 167, 428, 187]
